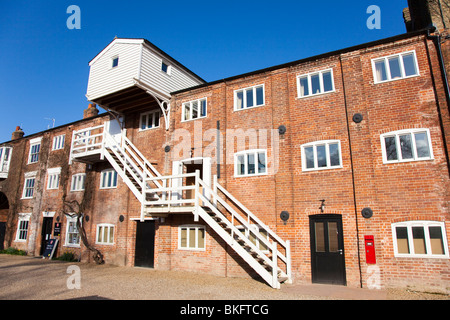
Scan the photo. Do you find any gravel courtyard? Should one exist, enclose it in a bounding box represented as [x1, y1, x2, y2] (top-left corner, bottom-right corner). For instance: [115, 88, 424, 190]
[0, 255, 447, 301]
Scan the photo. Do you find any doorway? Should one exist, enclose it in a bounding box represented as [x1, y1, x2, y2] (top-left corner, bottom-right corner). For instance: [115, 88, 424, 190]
[172, 157, 212, 203]
[40, 217, 53, 255]
[134, 220, 155, 268]
[309, 214, 346, 285]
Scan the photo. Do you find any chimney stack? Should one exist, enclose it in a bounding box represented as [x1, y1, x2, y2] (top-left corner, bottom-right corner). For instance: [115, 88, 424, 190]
[83, 103, 99, 119]
[12, 126, 24, 140]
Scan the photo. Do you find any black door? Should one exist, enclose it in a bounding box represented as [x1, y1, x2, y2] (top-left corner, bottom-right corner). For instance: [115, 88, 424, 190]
[135, 220, 155, 268]
[309, 214, 346, 285]
[40, 217, 53, 255]
[0, 222, 6, 250]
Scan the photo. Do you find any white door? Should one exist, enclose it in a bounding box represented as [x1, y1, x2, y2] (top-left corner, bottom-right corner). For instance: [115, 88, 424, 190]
[106, 117, 124, 144]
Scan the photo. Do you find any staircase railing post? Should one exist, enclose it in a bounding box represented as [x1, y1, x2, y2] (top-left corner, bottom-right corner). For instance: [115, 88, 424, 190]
[194, 170, 200, 222]
[286, 240, 292, 284]
[140, 169, 146, 222]
[272, 242, 279, 289]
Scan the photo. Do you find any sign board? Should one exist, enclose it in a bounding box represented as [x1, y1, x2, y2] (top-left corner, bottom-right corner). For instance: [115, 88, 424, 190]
[42, 239, 58, 259]
[54, 223, 61, 237]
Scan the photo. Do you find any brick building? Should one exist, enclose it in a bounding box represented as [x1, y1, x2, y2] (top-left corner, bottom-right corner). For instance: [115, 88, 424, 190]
[0, 1, 449, 293]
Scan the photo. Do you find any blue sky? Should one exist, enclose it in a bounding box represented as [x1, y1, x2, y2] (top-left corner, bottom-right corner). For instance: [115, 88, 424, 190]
[0, 0, 408, 143]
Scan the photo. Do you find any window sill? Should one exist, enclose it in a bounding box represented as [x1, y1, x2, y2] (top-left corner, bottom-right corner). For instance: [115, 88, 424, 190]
[233, 104, 265, 112]
[296, 90, 335, 100]
[382, 158, 434, 165]
[181, 116, 207, 123]
[302, 165, 343, 172]
[139, 126, 161, 132]
[373, 74, 420, 85]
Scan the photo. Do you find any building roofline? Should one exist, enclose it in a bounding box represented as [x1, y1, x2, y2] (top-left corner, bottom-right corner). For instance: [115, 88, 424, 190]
[171, 29, 429, 95]
[0, 112, 109, 146]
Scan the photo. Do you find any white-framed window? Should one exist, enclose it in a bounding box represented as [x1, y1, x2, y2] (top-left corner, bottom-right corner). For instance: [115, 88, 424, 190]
[112, 56, 119, 68]
[100, 169, 118, 189]
[179, 225, 206, 250]
[380, 129, 433, 164]
[28, 137, 42, 164]
[22, 171, 37, 199]
[182, 98, 207, 122]
[47, 167, 61, 190]
[392, 221, 449, 258]
[372, 50, 419, 84]
[15, 213, 31, 242]
[234, 84, 265, 110]
[161, 61, 171, 75]
[235, 149, 267, 177]
[297, 69, 335, 98]
[96, 224, 115, 245]
[0, 146, 12, 173]
[65, 216, 81, 247]
[71, 173, 86, 191]
[140, 110, 161, 131]
[52, 135, 65, 151]
[301, 140, 342, 171]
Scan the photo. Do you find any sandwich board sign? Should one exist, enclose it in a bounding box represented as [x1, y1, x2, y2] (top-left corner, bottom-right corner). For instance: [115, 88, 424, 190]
[42, 239, 58, 259]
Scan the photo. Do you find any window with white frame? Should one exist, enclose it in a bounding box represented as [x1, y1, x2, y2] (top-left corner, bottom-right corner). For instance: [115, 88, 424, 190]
[100, 169, 118, 189]
[112, 56, 119, 68]
[161, 61, 171, 75]
[297, 69, 335, 98]
[140, 110, 161, 131]
[0, 147, 12, 173]
[392, 221, 449, 258]
[52, 135, 65, 150]
[22, 172, 37, 199]
[182, 98, 207, 121]
[381, 129, 433, 164]
[372, 51, 419, 83]
[96, 224, 115, 245]
[65, 216, 81, 246]
[234, 85, 265, 110]
[301, 140, 342, 171]
[235, 150, 267, 177]
[237, 225, 269, 251]
[71, 173, 86, 191]
[15, 213, 31, 242]
[47, 167, 61, 190]
[28, 138, 42, 164]
[179, 225, 205, 250]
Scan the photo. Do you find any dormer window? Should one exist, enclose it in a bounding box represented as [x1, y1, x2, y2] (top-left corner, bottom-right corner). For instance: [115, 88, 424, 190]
[161, 61, 171, 75]
[112, 56, 119, 68]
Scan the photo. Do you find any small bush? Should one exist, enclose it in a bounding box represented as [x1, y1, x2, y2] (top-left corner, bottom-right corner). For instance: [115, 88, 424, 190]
[55, 252, 78, 262]
[0, 247, 27, 256]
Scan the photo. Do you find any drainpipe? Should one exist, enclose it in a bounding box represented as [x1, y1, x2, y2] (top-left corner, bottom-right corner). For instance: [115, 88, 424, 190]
[339, 55, 363, 288]
[427, 26, 450, 178]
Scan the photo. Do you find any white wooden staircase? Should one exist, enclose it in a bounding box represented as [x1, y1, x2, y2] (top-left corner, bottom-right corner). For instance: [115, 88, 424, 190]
[69, 124, 292, 289]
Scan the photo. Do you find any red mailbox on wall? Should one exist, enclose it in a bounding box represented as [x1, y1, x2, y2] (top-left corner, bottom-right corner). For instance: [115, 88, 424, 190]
[364, 235, 376, 264]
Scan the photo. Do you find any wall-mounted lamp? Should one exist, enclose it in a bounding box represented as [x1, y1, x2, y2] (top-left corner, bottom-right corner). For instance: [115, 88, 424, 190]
[319, 200, 325, 213]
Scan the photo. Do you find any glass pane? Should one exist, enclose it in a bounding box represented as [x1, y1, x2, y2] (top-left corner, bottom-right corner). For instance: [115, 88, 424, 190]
[429, 227, 444, 255]
[246, 88, 254, 108]
[180, 228, 187, 247]
[414, 132, 430, 158]
[384, 136, 398, 161]
[315, 222, 325, 252]
[396, 227, 410, 254]
[198, 229, 205, 248]
[192, 101, 198, 119]
[388, 56, 402, 79]
[322, 71, 333, 92]
[237, 155, 245, 175]
[375, 60, 388, 82]
[236, 91, 244, 109]
[200, 99, 207, 117]
[257, 152, 266, 174]
[412, 227, 427, 254]
[247, 153, 255, 174]
[311, 74, 321, 94]
[97, 227, 103, 243]
[154, 112, 160, 127]
[256, 86, 264, 105]
[304, 146, 314, 169]
[141, 115, 147, 129]
[259, 230, 268, 251]
[399, 134, 413, 159]
[109, 227, 114, 243]
[316, 145, 327, 168]
[184, 104, 191, 121]
[189, 228, 196, 248]
[329, 143, 340, 167]
[299, 77, 309, 96]
[328, 222, 339, 252]
[402, 53, 417, 77]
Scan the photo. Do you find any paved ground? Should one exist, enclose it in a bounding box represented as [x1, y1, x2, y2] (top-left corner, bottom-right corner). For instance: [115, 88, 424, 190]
[0, 255, 448, 301]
